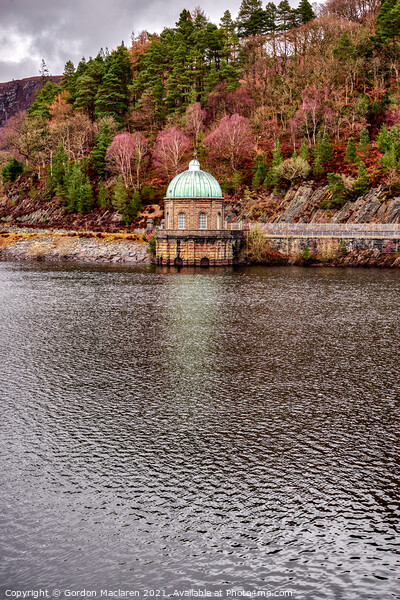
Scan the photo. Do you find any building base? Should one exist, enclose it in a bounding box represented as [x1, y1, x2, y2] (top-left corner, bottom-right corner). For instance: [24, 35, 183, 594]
[155, 230, 243, 266]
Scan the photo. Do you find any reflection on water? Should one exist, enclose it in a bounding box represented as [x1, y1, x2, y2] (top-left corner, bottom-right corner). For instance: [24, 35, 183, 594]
[0, 262, 399, 599]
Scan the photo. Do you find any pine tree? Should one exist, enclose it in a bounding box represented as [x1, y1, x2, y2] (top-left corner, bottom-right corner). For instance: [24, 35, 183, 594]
[251, 8, 270, 36]
[61, 61, 75, 95]
[64, 162, 93, 213]
[28, 80, 61, 119]
[264, 3, 278, 32]
[320, 133, 333, 163]
[333, 33, 354, 60]
[252, 154, 268, 189]
[299, 138, 309, 161]
[39, 59, 50, 82]
[297, 0, 315, 24]
[276, 0, 296, 31]
[112, 175, 129, 213]
[376, 0, 400, 41]
[219, 60, 240, 91]
[95, 45, 131, 123]
[98, 181, 109, 208]
[354, 162, 369, 197]
[91, 123, 111, 178]
[313, 132, 324, 174]
[95, 66, 129, 122]
[377, 124, 391, 153]
[74, 73, 98, 118]
[359, 128, 370, 154]
[220, 10, 239, 61]
[327, 173, 347, 207]
[205, 61, 220, 93]
[272, 140, 283, 168]
[265, 140, 283, 188]
[381, 145, 398, 170]
[51, 144, 69, 195]
[237, 0, 263, 36]
[345, 137, 358, 163]
[2, 158, 24, 183]
[124, 191, 142, 224]
[313, 154, 324, 176]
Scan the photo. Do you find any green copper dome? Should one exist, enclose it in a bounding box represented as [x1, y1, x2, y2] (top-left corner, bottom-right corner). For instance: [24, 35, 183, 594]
[166, 159, 223, 199]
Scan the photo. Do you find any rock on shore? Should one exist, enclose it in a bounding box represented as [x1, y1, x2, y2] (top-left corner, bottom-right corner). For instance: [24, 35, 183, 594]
[0, 230, 152, 264]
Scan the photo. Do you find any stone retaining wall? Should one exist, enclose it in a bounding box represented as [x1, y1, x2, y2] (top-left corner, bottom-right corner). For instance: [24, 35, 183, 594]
[261, 234, 400, 256]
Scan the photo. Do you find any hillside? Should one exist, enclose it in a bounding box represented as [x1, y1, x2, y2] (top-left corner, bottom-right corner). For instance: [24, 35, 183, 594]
[0, 76, 62, 127]
[1, 0, 400, 230]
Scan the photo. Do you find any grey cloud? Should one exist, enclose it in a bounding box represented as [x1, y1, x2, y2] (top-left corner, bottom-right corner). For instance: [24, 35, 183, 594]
[0, 0, 309, 82]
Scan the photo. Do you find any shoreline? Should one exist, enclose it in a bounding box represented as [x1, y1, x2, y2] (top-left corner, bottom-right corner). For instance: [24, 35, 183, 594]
[1, 227, 400, 268]
[0, 229, 152, 265]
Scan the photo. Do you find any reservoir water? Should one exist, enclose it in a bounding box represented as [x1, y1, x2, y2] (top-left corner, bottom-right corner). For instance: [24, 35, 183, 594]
[0, 262, 399, 600]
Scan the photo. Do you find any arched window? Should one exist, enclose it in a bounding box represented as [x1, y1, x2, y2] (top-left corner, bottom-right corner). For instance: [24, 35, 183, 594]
[217, 212, 221, 230]
[167, 212, 171, 229]
[199, 212, 207, 229]
[178, 212, 186, 229]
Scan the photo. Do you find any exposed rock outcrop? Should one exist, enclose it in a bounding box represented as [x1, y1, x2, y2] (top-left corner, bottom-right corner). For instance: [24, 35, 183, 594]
[240, 185, 400, 224]
[0, 76, 62, 127]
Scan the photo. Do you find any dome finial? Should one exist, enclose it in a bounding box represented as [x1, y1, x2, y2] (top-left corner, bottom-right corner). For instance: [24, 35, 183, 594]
[189, 152, 200, 171]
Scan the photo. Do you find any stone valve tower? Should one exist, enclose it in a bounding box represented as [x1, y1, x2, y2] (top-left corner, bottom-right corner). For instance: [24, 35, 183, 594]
[155, 158, 242, 266]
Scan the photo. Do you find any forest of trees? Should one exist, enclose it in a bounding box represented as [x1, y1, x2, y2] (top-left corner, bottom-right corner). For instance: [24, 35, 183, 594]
[1, 0, 400, 222]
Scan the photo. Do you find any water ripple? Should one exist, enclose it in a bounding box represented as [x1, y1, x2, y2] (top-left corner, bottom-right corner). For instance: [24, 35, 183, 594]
[0, 263, 399, 599]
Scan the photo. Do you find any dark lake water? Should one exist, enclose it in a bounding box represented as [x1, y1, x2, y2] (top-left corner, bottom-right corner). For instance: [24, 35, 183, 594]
[0, 262, 399, 600]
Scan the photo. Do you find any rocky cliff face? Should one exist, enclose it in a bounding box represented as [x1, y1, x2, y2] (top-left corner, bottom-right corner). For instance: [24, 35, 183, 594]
[0, 76, 61, 127]
[240, 185, 400, 224]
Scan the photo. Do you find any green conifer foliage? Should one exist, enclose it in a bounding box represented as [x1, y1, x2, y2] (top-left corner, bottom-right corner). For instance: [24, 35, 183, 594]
[376, 0, 400, 41]
[354, 162, 370, 197]
[333, 33, 354, 60]
[51, 144, 69, 195]
[377, 124, 391, 152]
[98, 181, 109, 208]
[91, 123, 111, 178]
[112, 175, 129, 214]
[61, 61, 75, 95]
[252, 154, 268, 189]
[299, 139, 309, 161]
[2, 158, 24, 183]
[264, 3, 277, 32]
[313, 132, 325, 175]
[381, 145, 398, 170]
[276, 0, 296, 31]
[264, 140, 283, 188]
[345, 137, 358, 162]
[205, 61, 220, 93]
[272, 140, 283, 168]
[125, 191, 142, 224]
[359, 128, 370, 154]
[219, 60, 240, 91]
[64, 162, 93, 213]
[77, 178, 94, 213]
[220, 10, 239, 61]
[313, 131, 322, 159]
[74, 73, 98, 118]
[237, 0, 263, 36]
[320, 133, 333, 162]
[326, 172, 348, 207]
[297, 0, 315, 24]
[28, 81, 61, 119]
[95, 45, 131, 123]
[313, 154, 324, 176]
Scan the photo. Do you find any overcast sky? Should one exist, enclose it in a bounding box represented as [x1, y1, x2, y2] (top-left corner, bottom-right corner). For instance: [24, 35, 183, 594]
[0, 0, 315, 83]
